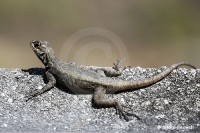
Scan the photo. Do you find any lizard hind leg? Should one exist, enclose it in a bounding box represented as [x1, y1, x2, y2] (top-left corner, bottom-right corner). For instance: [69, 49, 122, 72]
[112, 57, 126, 71]
[97, 57, 129, 77]
[93, 86, 140, 121]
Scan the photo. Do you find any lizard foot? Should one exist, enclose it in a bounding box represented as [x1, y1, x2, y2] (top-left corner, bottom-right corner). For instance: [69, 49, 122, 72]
[112, 57, 126, 71]
[25, 95, 32, 102]
[122, 105, 140, 120]
[25, 90, 41, 102]
[116, 103, 140, 121]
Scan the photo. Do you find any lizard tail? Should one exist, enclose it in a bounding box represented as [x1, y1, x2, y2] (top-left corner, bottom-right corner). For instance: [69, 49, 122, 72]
[117, 62, 196, 91]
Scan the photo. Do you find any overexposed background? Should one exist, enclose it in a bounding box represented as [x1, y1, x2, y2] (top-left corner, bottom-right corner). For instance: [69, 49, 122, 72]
[0, 0, 200, 69]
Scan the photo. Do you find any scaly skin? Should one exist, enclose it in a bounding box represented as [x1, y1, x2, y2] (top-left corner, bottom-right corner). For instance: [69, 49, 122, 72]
[26, 40, 196, 121]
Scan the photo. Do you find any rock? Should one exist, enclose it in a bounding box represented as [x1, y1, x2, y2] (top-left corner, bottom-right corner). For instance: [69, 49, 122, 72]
[0, 67, 199, 132]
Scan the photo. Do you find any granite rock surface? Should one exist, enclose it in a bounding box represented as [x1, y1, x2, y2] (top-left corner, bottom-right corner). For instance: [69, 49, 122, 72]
[0, 67, 199, 132]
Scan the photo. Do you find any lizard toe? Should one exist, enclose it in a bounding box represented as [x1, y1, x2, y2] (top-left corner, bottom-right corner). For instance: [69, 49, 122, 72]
[116, 104, 140, 121]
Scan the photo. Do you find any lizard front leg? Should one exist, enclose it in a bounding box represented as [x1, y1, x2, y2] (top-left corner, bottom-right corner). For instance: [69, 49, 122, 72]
[26, 71, 56, 101]
[93, 86, 140, 121]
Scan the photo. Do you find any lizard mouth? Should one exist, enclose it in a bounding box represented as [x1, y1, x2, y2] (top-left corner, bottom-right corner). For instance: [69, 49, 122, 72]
[30, 43, 35, 50]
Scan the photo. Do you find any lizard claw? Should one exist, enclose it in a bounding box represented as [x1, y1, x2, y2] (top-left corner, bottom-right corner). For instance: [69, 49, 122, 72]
[116, 103, 140, 121]
[25, 94, 35, 102]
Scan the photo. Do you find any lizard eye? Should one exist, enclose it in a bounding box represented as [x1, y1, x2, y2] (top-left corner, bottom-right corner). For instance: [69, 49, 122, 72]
[34, 41, 41, 48]
[34, 43, 39, 47]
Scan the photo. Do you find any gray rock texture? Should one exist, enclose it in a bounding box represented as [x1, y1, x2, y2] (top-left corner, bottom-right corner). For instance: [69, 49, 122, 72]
[0, 67, 199, 132]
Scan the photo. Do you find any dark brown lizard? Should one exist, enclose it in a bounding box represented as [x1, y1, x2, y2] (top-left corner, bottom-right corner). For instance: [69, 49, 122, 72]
[26, 40, 196, 121]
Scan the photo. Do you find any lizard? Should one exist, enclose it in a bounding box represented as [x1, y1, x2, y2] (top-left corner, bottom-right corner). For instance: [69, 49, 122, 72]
[26, 40, 196, 121]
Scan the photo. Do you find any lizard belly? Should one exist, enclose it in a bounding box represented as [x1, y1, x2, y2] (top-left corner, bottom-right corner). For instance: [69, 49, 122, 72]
[53, 71, 94, 94]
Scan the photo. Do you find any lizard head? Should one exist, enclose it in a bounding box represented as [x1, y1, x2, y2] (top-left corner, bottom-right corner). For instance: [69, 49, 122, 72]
[30, 40, 57, 67]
